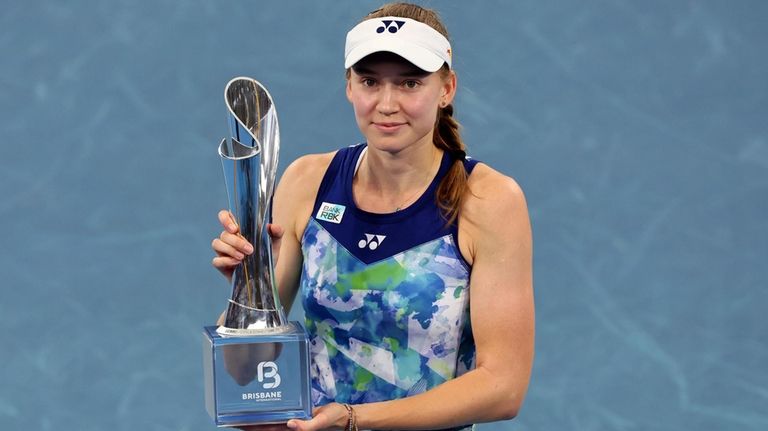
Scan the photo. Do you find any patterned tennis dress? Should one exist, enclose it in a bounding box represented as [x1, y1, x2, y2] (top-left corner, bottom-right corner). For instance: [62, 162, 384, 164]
[299, 143, 478, 430]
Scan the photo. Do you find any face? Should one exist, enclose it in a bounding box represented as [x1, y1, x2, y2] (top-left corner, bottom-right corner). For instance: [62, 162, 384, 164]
[346, 52, 456, 154]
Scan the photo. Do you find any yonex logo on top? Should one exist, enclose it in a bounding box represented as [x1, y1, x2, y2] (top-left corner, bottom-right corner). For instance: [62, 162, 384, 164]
[377, 20, 405, 33]
[358, 233, 386, 250]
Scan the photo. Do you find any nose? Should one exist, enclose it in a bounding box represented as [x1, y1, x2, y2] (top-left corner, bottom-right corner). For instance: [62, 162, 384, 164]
[377, 84, 398, 116]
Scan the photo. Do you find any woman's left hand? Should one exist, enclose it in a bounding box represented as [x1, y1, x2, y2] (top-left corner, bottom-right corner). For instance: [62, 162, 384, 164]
[286, 403, 349, 431]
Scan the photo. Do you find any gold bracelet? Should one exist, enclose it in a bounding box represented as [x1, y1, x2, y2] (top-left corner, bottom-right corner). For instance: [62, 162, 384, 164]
[342, 403, 358, 431]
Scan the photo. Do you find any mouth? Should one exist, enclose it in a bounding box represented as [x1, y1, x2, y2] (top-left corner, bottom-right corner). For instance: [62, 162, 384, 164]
[373, 122, 405, 132]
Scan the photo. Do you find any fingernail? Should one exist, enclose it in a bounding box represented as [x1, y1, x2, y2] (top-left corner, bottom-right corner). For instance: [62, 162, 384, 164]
[286, 420, 297, 429]
[228, 224, 237, 232]
[245, 244, 254, 254]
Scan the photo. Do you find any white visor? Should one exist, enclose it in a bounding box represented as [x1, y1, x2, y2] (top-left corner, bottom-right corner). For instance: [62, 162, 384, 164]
[344, 16, 452, 72]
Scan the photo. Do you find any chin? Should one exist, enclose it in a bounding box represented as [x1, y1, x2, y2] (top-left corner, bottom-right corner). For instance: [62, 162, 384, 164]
[366, 139, 412, 156]
[365, 133, 432, 155]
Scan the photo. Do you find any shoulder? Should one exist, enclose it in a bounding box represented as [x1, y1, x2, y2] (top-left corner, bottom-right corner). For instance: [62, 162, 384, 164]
[278, 151, 337, 196]
[458, 163, 531, 264]
[464, 163, 528, 219]
[274, 151, 337, 237]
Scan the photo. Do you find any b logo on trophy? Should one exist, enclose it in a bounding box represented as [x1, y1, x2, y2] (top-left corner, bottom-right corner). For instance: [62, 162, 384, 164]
[203, 77, 312, 427]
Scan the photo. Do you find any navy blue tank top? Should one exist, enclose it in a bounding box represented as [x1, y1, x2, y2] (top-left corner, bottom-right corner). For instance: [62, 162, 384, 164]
[299, 143, 479, 416]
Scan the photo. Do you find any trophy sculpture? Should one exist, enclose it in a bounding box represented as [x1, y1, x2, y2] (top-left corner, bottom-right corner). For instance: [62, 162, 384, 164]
[203, 77, 312, 427]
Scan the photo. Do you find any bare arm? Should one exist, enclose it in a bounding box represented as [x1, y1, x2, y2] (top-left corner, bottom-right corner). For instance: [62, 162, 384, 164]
[289, 165, 535, 430]
[271, 153, 335, 312]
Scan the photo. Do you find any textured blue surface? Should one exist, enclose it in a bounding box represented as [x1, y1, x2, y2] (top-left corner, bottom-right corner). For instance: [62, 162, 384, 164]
[1, 1, 766, 430]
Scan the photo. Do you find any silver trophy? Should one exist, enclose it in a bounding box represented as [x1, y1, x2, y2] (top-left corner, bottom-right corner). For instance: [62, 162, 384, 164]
[203, 77, 311, 427]
[218, 77, 286, 335]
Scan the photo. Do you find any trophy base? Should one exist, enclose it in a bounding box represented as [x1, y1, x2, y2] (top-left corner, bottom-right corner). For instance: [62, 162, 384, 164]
[202, 323, 312, 427]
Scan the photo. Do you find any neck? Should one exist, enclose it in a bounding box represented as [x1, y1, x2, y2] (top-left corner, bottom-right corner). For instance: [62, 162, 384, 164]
[354, 142, 442, 212]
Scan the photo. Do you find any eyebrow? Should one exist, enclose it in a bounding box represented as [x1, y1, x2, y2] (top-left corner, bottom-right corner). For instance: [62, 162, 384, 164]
[352, 65, 431, 78]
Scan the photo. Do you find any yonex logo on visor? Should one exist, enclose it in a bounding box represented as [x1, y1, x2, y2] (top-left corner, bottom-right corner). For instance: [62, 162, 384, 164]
[377, 20, 405, 33]
[344, 16, 452, 72]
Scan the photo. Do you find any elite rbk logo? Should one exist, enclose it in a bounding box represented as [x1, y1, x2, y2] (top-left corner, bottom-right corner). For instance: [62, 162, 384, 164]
[359, 234, 386, 250]
[377, 20, 405, 33]
[316, 202, 346, 224]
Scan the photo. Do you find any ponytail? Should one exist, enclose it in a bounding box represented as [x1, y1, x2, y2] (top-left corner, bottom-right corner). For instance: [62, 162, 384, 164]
[433, 102, 469, 226]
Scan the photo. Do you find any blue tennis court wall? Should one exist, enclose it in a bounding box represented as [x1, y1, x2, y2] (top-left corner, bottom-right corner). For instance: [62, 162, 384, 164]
[1, 1, 766, 430]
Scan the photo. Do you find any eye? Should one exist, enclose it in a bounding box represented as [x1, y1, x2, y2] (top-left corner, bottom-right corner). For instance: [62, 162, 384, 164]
[360, 77, 376, 87]
[403, 79, 420, 89]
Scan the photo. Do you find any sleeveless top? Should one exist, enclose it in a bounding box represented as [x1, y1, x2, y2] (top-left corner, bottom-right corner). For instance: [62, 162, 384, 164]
[299, 143, 479, 428]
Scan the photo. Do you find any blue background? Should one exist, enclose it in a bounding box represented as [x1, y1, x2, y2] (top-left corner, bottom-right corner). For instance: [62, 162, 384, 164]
[1, 1, 766, 430]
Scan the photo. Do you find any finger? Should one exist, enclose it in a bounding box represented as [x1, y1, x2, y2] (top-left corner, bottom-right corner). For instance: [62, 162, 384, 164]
[212, 238, 245, 260]
[267, 223, 285, 239]
[286, 419, 305, 430]
[212, 256, 240, 269]
[287, 419, 322, 431]
[219, 231, 254, 255]
[287, 410, 330, 431]
[238, 425, 292, 431]
[218, 210, 239, 233]
[236, 426, 289, 431]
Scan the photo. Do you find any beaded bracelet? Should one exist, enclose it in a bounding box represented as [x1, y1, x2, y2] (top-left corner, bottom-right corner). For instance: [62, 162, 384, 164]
[342, 403, 358, 431]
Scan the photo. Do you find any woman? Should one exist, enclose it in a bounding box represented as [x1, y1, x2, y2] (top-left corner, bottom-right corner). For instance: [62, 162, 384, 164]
[212, 3, 534, 430]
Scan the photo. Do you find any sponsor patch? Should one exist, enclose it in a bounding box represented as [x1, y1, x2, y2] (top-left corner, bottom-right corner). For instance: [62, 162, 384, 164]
[316, 202, 346, 224]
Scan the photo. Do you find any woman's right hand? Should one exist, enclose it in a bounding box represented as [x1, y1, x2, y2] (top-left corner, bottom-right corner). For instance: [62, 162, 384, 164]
[212, 210, 253, 281]
[211, 210, 285, 281]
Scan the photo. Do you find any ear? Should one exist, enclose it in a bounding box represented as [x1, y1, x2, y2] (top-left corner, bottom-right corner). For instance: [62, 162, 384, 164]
[346, 78, 353, 104]
[441, 71, 457, 106]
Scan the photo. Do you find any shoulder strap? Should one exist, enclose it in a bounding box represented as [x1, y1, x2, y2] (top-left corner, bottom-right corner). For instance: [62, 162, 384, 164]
[311, 144, 366, 217]
[463, 156, 480, 174]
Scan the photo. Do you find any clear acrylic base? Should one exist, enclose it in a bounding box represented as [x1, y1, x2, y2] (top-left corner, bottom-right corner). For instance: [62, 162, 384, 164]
[202, 322, 312, 427]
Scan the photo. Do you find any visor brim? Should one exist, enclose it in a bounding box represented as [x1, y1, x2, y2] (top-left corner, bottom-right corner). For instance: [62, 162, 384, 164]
[344, 39, 446, 72]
